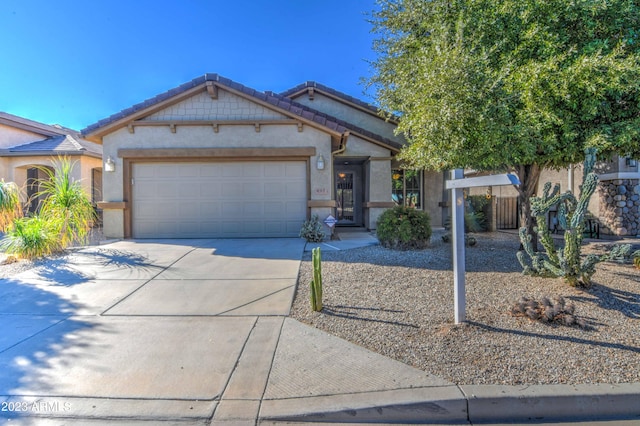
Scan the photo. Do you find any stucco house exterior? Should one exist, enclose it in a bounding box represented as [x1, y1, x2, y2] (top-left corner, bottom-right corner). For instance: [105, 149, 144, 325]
[0, 112, 103, 213]
[81, 74, 445, 239]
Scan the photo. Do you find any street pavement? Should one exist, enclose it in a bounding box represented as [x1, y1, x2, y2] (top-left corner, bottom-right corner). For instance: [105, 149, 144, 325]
[0, 236, 638, 425]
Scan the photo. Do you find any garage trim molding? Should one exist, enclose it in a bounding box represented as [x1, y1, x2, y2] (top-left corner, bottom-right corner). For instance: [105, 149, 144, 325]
[119, 147, 315, 238]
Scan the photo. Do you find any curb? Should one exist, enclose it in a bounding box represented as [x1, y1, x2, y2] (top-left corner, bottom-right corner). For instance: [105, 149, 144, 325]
[260, 383, 640, 424]
[462, 383, 640, 423]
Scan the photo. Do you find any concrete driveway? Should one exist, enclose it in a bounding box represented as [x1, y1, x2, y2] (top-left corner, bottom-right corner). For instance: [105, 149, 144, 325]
[0, 238, 306, 423]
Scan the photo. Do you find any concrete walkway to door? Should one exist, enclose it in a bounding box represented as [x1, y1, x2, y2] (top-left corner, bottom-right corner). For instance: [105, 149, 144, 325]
[1, 238, 638, 425]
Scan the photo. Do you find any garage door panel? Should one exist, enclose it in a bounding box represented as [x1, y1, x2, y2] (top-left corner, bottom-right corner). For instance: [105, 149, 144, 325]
[132, 161, 306, 238]
[285, 163, 306, 176]
[286, 182, 306, 197]
[200, 165, 221, 177]
[285, 201, 306, 216]
[200, 183, 221, 197]
[180, 185, 200, 198]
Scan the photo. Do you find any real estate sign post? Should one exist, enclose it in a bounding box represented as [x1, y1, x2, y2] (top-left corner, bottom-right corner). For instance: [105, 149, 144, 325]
[446, 171, 520, 324]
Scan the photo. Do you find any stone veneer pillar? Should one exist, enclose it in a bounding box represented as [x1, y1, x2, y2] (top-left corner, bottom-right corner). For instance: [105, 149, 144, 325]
[598, 179, 640, 236]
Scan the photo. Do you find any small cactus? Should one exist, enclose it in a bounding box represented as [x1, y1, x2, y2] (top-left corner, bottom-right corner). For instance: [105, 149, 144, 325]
[510, 296, 587, 328]
[310, 247, 323, 311]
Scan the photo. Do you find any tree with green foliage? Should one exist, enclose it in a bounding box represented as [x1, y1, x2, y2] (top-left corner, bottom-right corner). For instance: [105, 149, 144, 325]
[367, 0, 640, 247]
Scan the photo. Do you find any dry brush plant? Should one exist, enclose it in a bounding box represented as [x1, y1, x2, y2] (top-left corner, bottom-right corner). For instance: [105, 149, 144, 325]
[510, 296, 587, 329]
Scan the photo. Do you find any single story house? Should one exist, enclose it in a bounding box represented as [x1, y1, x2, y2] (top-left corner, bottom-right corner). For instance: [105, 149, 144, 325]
[81, 73, 638, 240]
[82, 74, 447, 239]
[0, 112, 103, 213]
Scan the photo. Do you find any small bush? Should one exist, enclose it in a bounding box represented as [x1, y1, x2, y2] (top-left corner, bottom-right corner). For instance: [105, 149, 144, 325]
[377, 206, 431, 250]
[0, 216, 62, 259]
[633, 250, 640, 269]
[299, 214, 325, 242]
[510, 296, 587, 329]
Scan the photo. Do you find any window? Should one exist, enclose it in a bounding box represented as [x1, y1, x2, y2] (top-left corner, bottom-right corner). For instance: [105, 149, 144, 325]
[392, 169, 422, 208]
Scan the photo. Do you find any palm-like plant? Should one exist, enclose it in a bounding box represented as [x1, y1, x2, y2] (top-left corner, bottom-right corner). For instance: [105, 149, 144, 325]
[36, 157, 96, 247]
[0, 216, 61, 259]
[0, 180, 22, 232]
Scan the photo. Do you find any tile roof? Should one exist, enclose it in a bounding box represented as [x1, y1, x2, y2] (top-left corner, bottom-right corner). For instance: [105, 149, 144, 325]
[0, 111, 77, 138]
[80, 74, 404, 151]
[280, 81, 387, 117]
[3, 134, 102, 157]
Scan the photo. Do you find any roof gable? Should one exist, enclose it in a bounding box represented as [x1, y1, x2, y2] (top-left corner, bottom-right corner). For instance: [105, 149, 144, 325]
[81, 74, 403, 152]
[280, 81, 398, 123]
[144, 88, 288, 122]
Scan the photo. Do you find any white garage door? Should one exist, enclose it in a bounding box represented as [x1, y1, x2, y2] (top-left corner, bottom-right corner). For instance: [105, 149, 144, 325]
[132, 161, 307, 238]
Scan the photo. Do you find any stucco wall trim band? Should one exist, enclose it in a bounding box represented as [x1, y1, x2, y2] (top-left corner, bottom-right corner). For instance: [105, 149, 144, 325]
[118, 147, 316, 159]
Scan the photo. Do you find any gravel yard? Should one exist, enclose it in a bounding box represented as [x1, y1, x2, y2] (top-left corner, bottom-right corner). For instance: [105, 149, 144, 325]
[290, 231, 640, 386]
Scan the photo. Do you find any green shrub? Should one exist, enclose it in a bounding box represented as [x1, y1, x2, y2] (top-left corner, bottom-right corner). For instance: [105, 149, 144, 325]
[0, 216, 62, 259]
[299, 214, 325, 242]
[377, 206, 431, 250]
[634, 250, 640, 270]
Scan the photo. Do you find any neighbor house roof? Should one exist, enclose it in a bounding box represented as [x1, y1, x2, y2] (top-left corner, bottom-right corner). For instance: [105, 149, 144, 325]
[0, 111, 75, 138]
[81, 74, 404, 152]
[1, 134, 102, 158]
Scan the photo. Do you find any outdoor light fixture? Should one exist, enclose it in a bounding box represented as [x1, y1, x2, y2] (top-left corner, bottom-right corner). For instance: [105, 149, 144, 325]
[626, 157, 638, 168]
[104, 156, 116, 172]
[316, 155, 325, 170]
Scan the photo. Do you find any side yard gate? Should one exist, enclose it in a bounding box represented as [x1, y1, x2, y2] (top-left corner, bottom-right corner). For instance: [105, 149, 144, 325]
[495, 197, 519, 229]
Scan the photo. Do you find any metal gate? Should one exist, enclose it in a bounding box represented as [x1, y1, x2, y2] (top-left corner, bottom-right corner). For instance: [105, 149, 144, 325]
[495, 197, 519, 229]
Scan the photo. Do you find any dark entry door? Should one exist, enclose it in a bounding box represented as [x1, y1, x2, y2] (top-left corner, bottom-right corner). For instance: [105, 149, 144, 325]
[335, 166, 363, 226]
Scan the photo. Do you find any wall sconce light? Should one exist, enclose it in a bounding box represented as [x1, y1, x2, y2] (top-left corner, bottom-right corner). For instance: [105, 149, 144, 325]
[104, 156, 116, 172]
[316, 155, 325, 170]
[626, 157, 638, 168]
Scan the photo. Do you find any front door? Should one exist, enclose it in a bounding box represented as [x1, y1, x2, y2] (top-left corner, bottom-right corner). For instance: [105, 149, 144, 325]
[335, 166, 363, 226]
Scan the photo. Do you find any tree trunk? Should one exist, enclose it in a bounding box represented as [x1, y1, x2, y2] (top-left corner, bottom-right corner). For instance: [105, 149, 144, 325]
[515, 163, 542, 252]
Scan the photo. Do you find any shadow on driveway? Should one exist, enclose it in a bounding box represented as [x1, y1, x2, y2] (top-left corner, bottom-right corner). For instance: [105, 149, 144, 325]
[0, 278, 100, 421]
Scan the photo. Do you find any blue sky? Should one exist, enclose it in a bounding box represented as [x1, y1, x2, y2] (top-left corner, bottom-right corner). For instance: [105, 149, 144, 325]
[0, 1, 380, 131]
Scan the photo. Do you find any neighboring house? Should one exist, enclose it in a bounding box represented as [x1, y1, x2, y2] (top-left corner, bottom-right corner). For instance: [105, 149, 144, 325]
[467, 156, 640, 237]
[0, 112, 103, 213]
[82, 74, 448, 239]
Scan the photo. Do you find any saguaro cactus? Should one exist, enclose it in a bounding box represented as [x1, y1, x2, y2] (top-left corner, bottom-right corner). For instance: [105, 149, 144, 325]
[517, 149, 630, 286]
[310, 247, 323, 311]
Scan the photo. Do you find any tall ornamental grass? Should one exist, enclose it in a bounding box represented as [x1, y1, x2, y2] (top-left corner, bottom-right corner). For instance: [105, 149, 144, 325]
[0, 216, 61, 259]
[0, 180, 22, 232]
[37, 157, 96, 248]
[1, 157, 96, 259]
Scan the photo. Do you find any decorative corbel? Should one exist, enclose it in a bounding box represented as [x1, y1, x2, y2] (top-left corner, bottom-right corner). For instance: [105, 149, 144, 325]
[308, 87, 315, 100]
[212, 123, 219, 133]
[127, 124, 135, 134]
[169, 123, 176, 133]
[254, 123, 261, 133]
[297, 122, 303, 132]
[206, 81, 218, 99]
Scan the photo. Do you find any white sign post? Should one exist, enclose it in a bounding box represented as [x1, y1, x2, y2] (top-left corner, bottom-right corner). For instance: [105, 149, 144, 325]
[445, 170, 520, 324]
